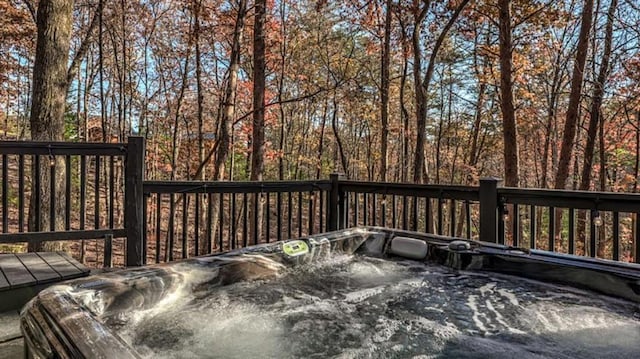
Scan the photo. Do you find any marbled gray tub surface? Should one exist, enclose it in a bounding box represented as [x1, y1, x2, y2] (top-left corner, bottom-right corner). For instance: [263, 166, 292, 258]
[100, 254, 640, 358]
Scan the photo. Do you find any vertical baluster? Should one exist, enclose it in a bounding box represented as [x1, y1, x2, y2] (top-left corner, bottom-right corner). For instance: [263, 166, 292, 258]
[589, 210, 596, 258]
[194, 194, 200, 256]
[449, 199, 456, 236]
[2, 154, 7, 233]
[529, 205, 536, 250]
[49, 156, 55, 231]
[109, 156, 114, 228]
[344, 192, 349, 228]
[206, 193, 213, 253]
[402, 195, 408, 230]
[243, 193, 248, 246]
[411, 197, 418, 231]
[392, 195, 397, 228]
[287, 192, 292, 238]
[437, 197, 444, 235]
[372, 193, 377, 226]
[155, 194, 161, 263]
[253, 193, 259, 245]
[319, 191, 325, 231]
[79, 156, 86, 230]
[465, 200, 471, 239]
[381, 195, 387, 227]
[512, 204, 519, 247]
[298, 192, 303, 237]
[34, 155, 41, 231]
[231, 193, 236, 249]
[266, 192, 271, 241]
[168, 193, 175, 262]
[635, 213, 640, 263]
[497, 204, 505, 245]
[612, 212, 619, 261]
[568, 208, 575, 255]
[353, 193, 359, 227]
[219, 193, 224, 250]
[426, 198, 432, 233]
[65, 155, 71, 230]
[363, 193, 369, 226]
[182, 193, 188, 258]
[18, 155, 24, 232]
[94, 156, 100, 229]
[142, 194, 148, 264]
[548, 207, 555, 252]
[277, 192, 282, 241]
[308, 191, 313, 235]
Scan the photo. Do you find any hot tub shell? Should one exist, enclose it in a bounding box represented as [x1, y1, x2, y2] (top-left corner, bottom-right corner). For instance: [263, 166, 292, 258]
[20, 227, 640, 358]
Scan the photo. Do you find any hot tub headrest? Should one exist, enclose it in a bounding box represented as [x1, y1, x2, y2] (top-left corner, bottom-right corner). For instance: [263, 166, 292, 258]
[389, 236, 428, 260]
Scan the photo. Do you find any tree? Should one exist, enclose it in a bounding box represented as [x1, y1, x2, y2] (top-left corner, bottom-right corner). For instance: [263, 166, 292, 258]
[27, 0, 102, 250]
[498, 0, 518, 187]
[380, 0, 392, 182]
[554, 0, 594, 189]
[412, 0, 471, 183]
[28, 0, 74, 251]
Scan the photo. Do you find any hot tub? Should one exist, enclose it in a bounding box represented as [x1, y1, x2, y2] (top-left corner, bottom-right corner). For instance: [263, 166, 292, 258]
[21, 227, 640, 358]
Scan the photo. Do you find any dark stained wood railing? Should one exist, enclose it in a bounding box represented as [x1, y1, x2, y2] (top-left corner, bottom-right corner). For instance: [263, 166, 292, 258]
[0, 137, 144, 267]
[1, 137, 639, 267]
[142, 180, 332, 264]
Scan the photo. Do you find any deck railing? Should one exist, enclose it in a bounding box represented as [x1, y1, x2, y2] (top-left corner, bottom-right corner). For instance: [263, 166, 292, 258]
[0, 137, 145, 267]
[143, 180, 332, 264]
[1, 137, 639, 266]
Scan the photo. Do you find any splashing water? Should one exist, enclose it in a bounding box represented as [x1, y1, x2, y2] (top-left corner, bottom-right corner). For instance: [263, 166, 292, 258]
[111, 255, 640, 358]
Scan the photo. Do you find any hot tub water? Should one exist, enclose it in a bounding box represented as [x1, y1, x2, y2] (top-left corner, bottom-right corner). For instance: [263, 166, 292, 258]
[108, 254, 640, 358]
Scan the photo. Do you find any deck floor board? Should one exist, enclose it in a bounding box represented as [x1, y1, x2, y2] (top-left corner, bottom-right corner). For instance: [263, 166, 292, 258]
[0, 252, 89, 312]
[36, 252, 86, 278]
[0, 266, 9, 290]
[0, 254, 34, 288]
[16, 253, 60, 284]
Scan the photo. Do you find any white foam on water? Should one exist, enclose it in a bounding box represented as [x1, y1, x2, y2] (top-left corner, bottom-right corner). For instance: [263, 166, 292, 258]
[518, 302, 635, 335]
[497, 288, 519, 306]
[478, 282, 496, 296]
[343, 286, 385, 303]
[108, 255, 640, 358]
[485, 299, 526, 335]
[466, 294, 488, 333]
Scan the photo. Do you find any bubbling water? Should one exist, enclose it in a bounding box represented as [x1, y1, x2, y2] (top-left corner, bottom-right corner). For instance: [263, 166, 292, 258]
[115, 255, 640, 358]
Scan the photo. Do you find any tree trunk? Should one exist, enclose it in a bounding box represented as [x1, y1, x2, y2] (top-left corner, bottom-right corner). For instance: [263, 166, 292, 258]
[412, 0, 470, 183]
[412, 2, 428, 183]
[554, 0, 594, 189]
[194, 0, 205, 181]
[213, 0, 246, 181]
[250, 0, 266, 181]
[380, 0, 392, 182]
[208, 0, 246, 253]
[498, 0, 519, 188]
[250, 0, 266, 241]
[579, 0, 615, 192]
[28, 0, 74, 251]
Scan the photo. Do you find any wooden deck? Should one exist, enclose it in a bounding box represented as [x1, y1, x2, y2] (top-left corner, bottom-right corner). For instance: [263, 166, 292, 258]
[0, 252, 89, 312]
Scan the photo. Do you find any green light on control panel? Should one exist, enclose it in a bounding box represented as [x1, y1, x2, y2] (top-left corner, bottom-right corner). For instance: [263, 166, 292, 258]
[283, 240, 309, 257]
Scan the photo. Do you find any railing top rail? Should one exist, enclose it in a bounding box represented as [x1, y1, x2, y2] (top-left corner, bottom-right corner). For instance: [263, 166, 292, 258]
[338, 180, 479, 201]
[499, 187, 640, 212]
[0, 229, 127, 245]
[0, 140, 128, 156]
[143, 180, 333, 194]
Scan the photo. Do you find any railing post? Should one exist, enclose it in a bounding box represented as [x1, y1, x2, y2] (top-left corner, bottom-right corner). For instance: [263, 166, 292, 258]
[125, 136, 145, 266]
[103, 234, 113, 268]
[328, 173, 342, 231]
[479, 177, 502, 243]
[338, 177, 347, 229]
